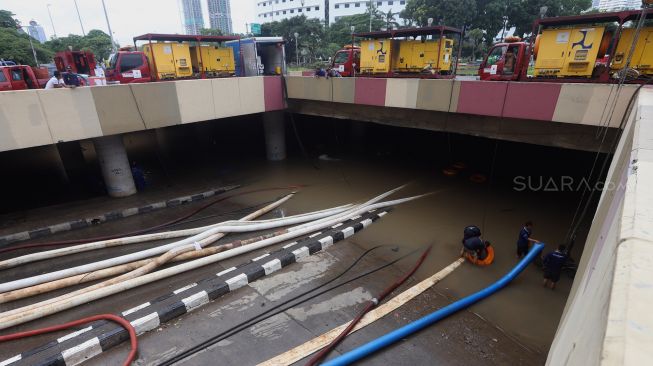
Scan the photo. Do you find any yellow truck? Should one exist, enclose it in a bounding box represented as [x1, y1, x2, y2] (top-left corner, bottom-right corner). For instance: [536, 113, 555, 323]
[356, 26, 462, 77]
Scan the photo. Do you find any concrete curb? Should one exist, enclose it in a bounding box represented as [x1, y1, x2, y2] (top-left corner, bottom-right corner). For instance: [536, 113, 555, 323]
[4, 210, 388, 366]
[0, 185, 240, 249]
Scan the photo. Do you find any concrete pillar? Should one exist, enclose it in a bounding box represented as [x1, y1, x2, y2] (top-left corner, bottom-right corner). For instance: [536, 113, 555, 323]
[263, 111, 286, 161]
[93, 135, 137, 197]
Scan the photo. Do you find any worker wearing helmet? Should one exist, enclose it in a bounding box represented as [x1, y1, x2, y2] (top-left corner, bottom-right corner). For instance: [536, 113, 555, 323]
[461, 225, 489, 260]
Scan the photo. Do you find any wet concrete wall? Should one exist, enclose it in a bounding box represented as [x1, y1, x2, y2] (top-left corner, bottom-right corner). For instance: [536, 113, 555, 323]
[0, 76, 284, 152]
[547, 87, 653, 365]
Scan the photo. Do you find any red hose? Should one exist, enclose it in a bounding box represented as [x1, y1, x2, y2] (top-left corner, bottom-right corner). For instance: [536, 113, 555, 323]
[0, 185, 305, 254]
[306, 245, 432, 366]
[0, 314, 138, 366]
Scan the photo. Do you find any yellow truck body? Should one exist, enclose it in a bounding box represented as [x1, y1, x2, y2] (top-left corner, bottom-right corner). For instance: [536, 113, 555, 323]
[611, 27, 653, 75]
[142, 43, 192, 79]
[190, 45, 236, 74]
[534, 27, 605, 77]
[360, 39, 397, 74]
[392, 38, 454, 72]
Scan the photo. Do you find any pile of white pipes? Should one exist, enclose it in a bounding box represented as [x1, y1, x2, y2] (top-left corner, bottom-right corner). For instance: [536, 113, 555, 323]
[0, 185, 427, 330]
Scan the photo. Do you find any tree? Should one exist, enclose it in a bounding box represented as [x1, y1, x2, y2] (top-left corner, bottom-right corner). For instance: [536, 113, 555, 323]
[200, 28, 223, 36]
[382, 10, 400, 30]
[400, 0, 478, 29]
[466, 28, 485, 60]
[0, 9, 18, 29]
[261, 15, 327, 64]
[44, 29, 114, 61]
[0, 28, 53, 65]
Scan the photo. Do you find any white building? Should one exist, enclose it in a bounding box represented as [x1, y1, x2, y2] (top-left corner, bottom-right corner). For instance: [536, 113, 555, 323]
[596, 0, 641, 11]
[255, 0, 407, 25]
[330, 1, 407, 24]
[256, 0, 325, 23]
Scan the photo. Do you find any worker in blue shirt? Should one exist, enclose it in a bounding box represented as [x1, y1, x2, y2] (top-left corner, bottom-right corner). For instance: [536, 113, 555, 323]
[543, 245, 568, 289]
[516, 221, 539, 258]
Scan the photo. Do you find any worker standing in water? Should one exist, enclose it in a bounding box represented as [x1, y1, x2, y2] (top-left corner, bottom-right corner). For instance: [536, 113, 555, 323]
[516, 221, 539, 258]
[543, 245, 567, 289]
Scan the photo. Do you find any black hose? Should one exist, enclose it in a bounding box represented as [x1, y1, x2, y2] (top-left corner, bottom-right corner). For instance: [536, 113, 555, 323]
[157, 244, 424, 365]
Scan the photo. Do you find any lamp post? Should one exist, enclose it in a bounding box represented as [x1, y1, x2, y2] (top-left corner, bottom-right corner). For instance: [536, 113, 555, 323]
[19, 26, 39, 66]
[73, 0, 85, 36]
[294, 32, 299, 67]
[369, 1, 373, 32]
[101, 0, 116, 51]
[501, 15, 509, 40]
[46, 4, 57, 39]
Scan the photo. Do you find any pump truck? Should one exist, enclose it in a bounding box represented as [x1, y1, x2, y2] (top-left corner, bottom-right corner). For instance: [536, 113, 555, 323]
[105, 33, 240, 84]
[478, 9, 653, 83]
[338, 26, 463, 78]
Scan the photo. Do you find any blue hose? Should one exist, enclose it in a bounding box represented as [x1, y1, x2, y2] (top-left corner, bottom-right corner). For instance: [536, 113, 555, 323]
[322, 243, 545, 366]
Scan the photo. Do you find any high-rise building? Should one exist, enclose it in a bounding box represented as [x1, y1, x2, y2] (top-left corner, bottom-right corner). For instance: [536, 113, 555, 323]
[256, 0, 407, 25]
[182, 0, 204, 35]
[596, 0, 641, 11]
[208, 0, 233, 34]
[26, 20, 47, 43]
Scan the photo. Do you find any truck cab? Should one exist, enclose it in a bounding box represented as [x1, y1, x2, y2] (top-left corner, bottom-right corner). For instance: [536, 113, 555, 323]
[0, 65, 42, 91]
[105, 51, 152, 84]
[478, 41, 529, 81]
[330, 46, 360, 76]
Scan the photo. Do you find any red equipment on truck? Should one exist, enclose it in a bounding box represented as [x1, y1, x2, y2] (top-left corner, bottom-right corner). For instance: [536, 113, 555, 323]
[54, 51, 96, 76]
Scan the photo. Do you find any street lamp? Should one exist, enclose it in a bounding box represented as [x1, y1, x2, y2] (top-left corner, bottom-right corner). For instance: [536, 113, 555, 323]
[73, 0, 85, 36]
[294, 32, 299, 67]
[101, 0, 116, 51]
[539, 6, 548, 19]
[19, 26, 39, 66]
[501, 16, 509, 40]
[369, 1, 373, 32]
[46, 4, 57, 39]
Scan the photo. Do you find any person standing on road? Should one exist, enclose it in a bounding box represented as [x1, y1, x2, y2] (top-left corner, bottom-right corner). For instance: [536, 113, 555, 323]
[542, 245, 567, 289]
[44, 70, 64, 89]
[516, 221, 539, 258]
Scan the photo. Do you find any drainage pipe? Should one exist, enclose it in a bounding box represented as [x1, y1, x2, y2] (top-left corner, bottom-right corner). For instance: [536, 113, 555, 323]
[0, 193, 426, 329]
[0, 204, 353, 271]
[0, 230, 289, 304]
[0, 185, 406, 293]
[0, 202, 358, 293]
[2, 194, 292, 313]
[321, 243, 545, 366]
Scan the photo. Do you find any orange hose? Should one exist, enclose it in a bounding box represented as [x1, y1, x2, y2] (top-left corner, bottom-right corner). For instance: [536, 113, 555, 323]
[0, 314, 137, 366]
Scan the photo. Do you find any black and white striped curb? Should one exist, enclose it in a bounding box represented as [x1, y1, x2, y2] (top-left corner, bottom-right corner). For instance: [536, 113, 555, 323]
[1, 210, 389, 366]
[0, 185, 240, 249]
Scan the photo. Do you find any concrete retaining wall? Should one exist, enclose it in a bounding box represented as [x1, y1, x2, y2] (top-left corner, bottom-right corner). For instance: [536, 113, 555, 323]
[547, 86, 653, 365]
[0, 76, 285, 152]
[285, 77, 638, 127]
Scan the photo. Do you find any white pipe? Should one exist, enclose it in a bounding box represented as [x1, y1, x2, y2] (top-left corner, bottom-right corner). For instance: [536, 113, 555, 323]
[0, 193, 425, 329]
[1, 186, 404, 293]
[0, 204, 356, 293]
[2, 194, 293, 314]
[0, 204, 354, 271]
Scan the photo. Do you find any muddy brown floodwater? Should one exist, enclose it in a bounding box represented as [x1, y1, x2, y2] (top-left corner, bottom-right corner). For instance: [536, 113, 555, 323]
[214, 154, 582, 355]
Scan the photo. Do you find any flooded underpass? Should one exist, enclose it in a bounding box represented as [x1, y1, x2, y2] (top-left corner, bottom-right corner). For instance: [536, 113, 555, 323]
[0, 112, 606, 365]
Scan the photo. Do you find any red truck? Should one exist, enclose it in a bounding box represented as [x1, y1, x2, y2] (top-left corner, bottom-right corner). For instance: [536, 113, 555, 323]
[0, 65, 49, 91]
[329, 45, 360, 77]
[104, 50, 152, 84]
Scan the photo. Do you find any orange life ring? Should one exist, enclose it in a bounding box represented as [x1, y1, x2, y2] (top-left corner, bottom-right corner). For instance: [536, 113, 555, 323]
[469, 173, 487, 183]
[464, 246, 495, 266]
[442, 168, 458, 176]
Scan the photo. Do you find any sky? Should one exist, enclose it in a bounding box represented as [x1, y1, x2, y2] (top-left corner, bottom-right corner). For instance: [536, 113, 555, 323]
[2, 0, 257, 45]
